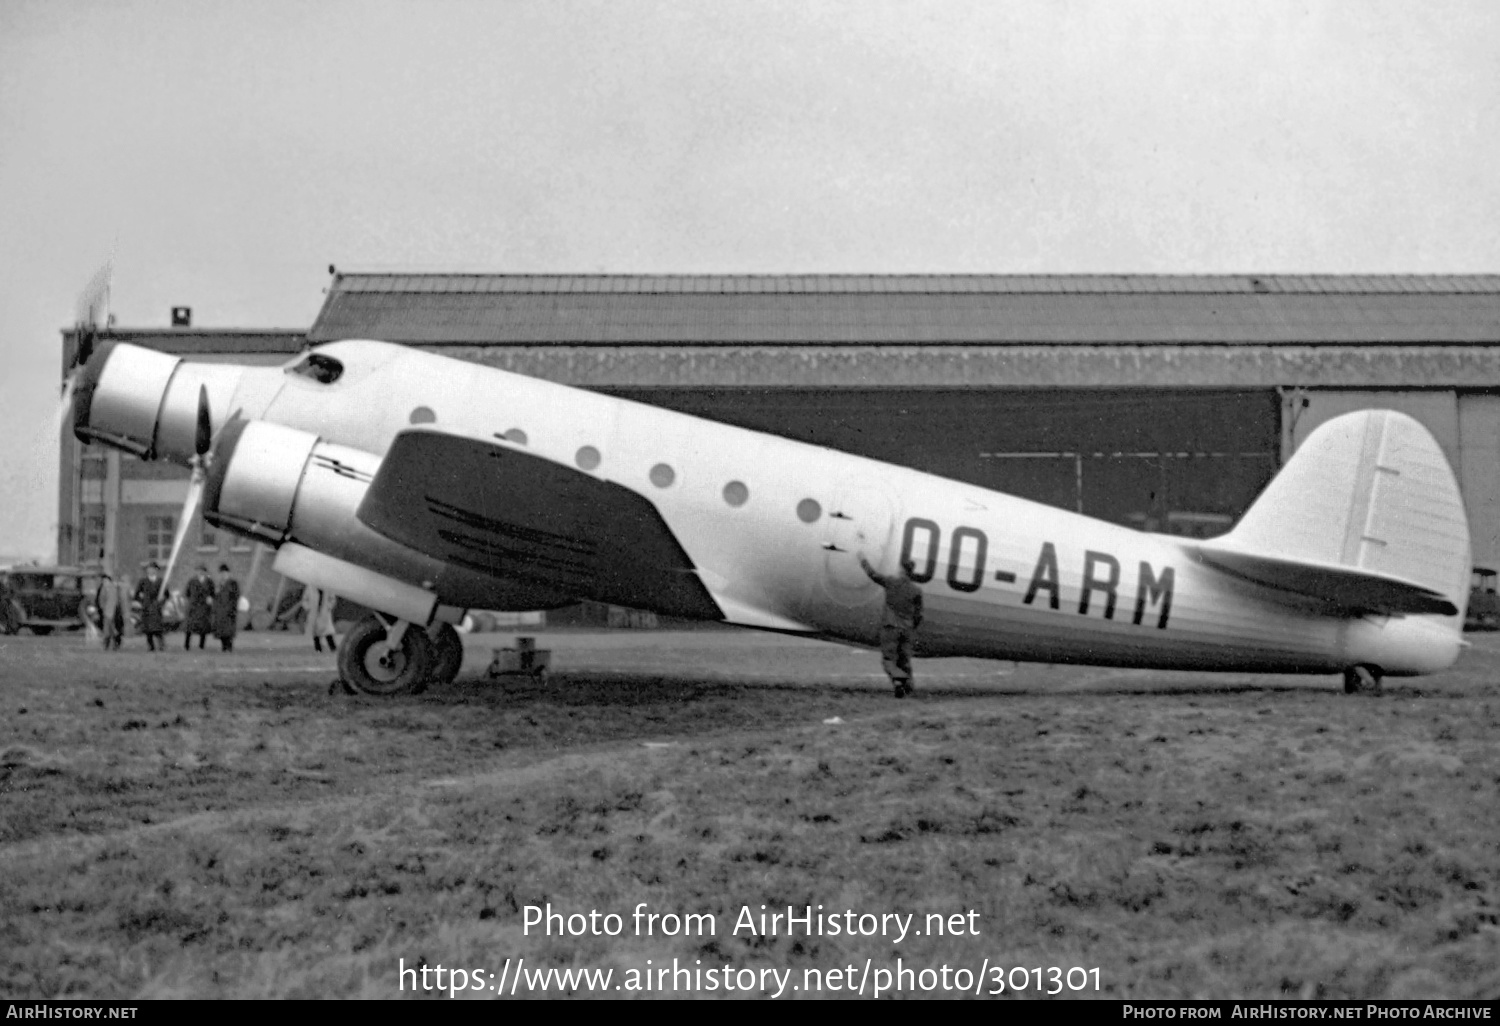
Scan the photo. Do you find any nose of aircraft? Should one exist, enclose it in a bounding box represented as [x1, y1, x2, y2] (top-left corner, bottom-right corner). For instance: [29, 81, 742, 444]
[73, 341, 244, 464]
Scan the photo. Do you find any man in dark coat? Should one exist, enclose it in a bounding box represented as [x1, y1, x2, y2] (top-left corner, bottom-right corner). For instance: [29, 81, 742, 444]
[859, 554, 924, 698]
[212, 564, 239, 652]
[133, 562, 167, 652]
[183, 564, 215, 650]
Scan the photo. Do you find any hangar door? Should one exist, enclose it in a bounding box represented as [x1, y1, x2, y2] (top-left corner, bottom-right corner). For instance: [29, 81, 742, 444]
[1291, 390, 1499, 570]
[611, 387, 1281, 538]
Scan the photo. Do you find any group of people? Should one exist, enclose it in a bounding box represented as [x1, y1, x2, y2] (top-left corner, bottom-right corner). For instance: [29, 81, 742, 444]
[92, 562, 240, 652]
[88, 551, 916, 684]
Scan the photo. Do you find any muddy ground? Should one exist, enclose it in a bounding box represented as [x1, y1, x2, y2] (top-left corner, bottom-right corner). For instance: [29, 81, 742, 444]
[1, 627, 1497, 999]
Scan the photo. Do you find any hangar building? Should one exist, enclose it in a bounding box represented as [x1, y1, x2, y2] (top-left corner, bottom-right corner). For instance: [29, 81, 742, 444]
[59, 273, 1500, 617]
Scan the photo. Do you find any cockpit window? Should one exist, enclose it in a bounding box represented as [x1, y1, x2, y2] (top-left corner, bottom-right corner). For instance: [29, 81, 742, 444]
[287, 352, 344, 384]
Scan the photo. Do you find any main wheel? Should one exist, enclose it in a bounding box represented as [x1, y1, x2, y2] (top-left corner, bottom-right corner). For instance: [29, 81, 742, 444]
[338, 616, 434, 696]
[427, 622, 464, 686]
[1342, 665, 1383, 695]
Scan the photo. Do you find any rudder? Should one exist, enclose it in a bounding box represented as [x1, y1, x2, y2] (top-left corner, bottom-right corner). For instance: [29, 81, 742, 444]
[1221, 410, 1470, 613]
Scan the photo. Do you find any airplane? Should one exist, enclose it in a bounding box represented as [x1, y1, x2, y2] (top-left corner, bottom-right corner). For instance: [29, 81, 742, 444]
[65, 336, 1471, 697]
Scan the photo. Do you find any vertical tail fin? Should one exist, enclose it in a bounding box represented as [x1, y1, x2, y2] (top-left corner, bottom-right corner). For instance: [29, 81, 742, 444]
[1193, 410, 1470, 616]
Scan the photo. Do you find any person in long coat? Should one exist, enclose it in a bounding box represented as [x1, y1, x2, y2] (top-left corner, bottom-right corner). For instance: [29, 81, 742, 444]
[183, 565, 215, 650]
[212, 564, 239, 652]
[303, 586, 338, 652]
[94, 573, 124, 650]
[133, 563, 167, 652]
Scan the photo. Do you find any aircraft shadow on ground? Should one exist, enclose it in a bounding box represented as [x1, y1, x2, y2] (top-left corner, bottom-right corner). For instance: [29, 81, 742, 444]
[428, 669, 1358, 705]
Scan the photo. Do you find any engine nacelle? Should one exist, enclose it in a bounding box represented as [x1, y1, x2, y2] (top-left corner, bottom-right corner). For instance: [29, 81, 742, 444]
[204, 420, 446, 593]
[74, 341, 246, 463]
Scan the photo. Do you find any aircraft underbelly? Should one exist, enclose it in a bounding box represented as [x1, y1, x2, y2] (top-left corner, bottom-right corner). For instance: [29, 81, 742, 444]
[909, 567, 1351, 672]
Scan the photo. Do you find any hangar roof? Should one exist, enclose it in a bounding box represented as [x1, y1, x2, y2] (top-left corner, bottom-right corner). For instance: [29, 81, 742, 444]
[308, 273, 1500, 346]
[59, 329, 306, 375]
[70, 329, 307, 357]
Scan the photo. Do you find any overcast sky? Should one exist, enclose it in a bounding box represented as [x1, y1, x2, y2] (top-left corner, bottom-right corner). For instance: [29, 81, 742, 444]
[2, 0, 1498, 561]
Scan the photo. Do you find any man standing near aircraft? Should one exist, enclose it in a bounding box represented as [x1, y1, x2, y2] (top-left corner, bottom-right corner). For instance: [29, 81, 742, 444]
[183, 565, 215, 650]
[133, 562, 167, 652]
[212, 564, 239, 653]
[94, 572, 123, 650]
[302, 586, 338, 653]
[859, 554, 923, 698]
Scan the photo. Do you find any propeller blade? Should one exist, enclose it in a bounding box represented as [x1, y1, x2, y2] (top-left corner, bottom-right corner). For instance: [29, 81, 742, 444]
[57, 373, 78, 437]
[159, 464, 206, 600]
[194, 385, 212, 456]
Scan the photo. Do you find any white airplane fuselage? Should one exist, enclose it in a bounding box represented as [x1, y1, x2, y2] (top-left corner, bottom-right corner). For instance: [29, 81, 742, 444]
[195, 339, 1460, 678]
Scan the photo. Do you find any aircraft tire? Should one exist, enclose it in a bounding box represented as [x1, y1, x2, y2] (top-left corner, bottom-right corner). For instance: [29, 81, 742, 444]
[427, 622, 464, 686]
[339, 616, 434, 697]
[1343, 665, 1383, 696]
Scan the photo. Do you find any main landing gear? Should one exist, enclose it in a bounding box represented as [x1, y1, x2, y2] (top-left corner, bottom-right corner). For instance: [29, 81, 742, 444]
[1342, 664, 1383, 696]
[337, 614, 466, 696]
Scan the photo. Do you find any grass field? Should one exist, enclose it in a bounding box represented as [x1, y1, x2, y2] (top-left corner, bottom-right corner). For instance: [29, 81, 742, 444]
[2, 627, 1498, 999]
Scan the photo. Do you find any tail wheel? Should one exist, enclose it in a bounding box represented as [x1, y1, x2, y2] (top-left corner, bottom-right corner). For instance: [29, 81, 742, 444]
[338, 616, 433, 696]
[427, 621, 464, 686]
[1342, 665, 1383, 696]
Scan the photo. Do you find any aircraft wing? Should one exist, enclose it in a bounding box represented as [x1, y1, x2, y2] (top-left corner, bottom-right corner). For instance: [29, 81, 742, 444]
[355, 430, 726, 621]
[1187, 541, 1459, 616]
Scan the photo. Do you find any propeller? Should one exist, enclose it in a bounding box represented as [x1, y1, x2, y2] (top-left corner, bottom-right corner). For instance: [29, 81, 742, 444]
[158, 385, 213, 600]
[59, 261, 113, 435]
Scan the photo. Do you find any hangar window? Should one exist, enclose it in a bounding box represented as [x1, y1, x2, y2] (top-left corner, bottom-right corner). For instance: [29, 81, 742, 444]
[723, 481, 749, 507]
[81, 507, 106, 558]
[287, 352, 344, 385]
[145, 515, 175, 563]
[796, 498, 821, 523]
[649, 463, 675, 488]
[576, 446, 601, 471]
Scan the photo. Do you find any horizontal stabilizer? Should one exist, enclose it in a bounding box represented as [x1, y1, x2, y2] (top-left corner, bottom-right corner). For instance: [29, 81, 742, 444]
[1194, 409, 1469, 618]
[1188, 545, 1458, 616]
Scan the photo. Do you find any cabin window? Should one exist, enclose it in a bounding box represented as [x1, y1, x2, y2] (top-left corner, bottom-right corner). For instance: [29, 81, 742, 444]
[575, 446, 601, 471]
[649, 464, 675, 488]
[723, 481, 749, 507]
[796, 498, 821, 523]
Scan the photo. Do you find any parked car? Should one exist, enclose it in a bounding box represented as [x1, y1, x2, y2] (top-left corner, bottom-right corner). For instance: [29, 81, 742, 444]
[0, 566, 93, 635]
[1466, 566, 1500, 631]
